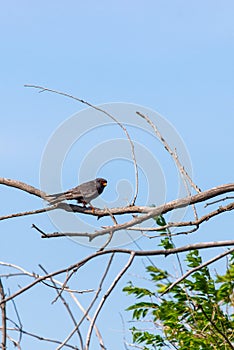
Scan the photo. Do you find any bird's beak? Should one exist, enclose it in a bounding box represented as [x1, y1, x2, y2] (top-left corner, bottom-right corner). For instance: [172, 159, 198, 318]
[103, 181, 107, 186]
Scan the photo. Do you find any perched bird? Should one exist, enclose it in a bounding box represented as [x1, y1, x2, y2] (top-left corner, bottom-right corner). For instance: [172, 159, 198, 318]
[46, 178, 107, 206]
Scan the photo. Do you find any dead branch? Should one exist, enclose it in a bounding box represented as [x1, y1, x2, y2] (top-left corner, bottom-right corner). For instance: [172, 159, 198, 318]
[0, 177, 47, 199]
[2, 239, 234, 306]
[136, 111, 201, 193]
[57, 255, 114, 350]
[0, 261, 92, 296]
[128, 202, 234, 236]
[69, 295, 106, 350]
[2, 326, 78, 349]
[85, 252, 135, 350]
[39, 265, 83, 349]
[34, 193, 234, 241]
[205, 196, 234, 207]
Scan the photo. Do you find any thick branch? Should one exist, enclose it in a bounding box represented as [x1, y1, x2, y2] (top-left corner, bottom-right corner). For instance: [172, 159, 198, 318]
[0, 177, 47, 199]
[38, 198, 234, 241]
[128, 202, 234, 234]
[0, 178, 233, 220]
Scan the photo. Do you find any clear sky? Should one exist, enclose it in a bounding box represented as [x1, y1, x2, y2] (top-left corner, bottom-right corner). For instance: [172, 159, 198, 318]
[1, 1, 234, 349]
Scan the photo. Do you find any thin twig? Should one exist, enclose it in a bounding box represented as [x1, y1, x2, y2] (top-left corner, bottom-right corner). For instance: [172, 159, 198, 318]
[136, 111, 201, 193]
[98, 209, 118, 250]
[24, 84, 139, 205]
[5, 334, 20, 349]
[174, 148, 199, 221]
[39, 265, 83, 349]
[57, 255, 115, 350]
[2, 325, 78, 349]
[32, 224, 49, 237]
[10, 298, 23, 345]
[0, 206, 56, 221]
[162, 247, 234, 295]
[85, 252, 135, 350]
[0, 261, 91, 296]
[52, 271, 74, 304]
[205, 196, 234, 207]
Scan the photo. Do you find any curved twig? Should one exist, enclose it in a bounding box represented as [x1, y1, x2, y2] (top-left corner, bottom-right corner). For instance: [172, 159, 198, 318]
[24, 84, 139, 205]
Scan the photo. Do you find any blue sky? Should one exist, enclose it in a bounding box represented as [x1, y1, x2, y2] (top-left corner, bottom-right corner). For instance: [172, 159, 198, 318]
[1, 1, 234, 349]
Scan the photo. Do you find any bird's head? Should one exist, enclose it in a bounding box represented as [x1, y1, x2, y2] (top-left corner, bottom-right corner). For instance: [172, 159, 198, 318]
[96, 178, 108, 194]
[96, 178, 107, 187]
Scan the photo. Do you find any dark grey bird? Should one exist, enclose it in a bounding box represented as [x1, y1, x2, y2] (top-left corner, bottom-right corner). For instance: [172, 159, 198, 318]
[46, 178, 107, 206]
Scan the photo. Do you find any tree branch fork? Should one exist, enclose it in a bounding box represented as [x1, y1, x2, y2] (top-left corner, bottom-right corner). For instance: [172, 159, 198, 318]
[1, 177, 234, 241]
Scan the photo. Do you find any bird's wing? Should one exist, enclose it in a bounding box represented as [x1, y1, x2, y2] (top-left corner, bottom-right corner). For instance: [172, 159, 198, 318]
[78, 181, 98, 202]
[46, 186, 83, 204]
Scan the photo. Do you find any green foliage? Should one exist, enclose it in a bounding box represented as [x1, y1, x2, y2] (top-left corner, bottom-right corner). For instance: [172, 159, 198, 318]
[124, 247, 234, 349]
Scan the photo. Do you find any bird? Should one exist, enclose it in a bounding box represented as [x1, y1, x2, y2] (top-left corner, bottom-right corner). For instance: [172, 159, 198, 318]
[45, 178, 107, 207]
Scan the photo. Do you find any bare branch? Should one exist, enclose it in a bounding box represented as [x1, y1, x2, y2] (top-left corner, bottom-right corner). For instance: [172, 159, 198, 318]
[0, 177, 47, 199]
[85, 252, 135, 350]
[162, 247, 234, 295]
[39, 264, 83, 349]
[0, 261, 92, 296]
[2, 239, 234, 306]
[37, 200, 234, 241]
[3, 326, 78, 349]
[128, 201, 234, 236]
[205, 196, 234, 207]
[57, 255, 115, 350]
[136, 111, 201, 194]
[69, 295, 106, 350]
[0, 206, 56, 222]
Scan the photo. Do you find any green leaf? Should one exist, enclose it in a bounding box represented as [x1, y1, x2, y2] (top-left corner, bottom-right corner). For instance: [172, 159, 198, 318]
[158, 237, 174, 249]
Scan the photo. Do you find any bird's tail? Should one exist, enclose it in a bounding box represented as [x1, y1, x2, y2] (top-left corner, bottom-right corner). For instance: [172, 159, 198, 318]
[45, 192, 67, 205]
